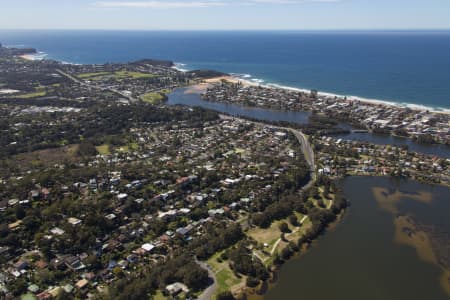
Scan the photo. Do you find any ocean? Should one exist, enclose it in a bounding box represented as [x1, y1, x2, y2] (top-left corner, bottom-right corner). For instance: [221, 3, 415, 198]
[1, 30, 450, 110]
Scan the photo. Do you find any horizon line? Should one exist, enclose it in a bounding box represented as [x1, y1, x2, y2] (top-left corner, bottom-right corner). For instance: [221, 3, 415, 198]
[1, 28, 450, 32]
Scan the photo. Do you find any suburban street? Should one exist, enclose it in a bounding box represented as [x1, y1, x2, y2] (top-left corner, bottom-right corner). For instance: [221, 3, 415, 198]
[195, 258, 218, 300]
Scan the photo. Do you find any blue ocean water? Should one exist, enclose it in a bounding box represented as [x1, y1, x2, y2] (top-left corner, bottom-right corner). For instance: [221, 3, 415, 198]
[1, 30, 450, 110]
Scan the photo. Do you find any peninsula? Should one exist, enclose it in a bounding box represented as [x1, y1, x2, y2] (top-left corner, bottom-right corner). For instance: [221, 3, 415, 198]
[203, 79, 450, 145]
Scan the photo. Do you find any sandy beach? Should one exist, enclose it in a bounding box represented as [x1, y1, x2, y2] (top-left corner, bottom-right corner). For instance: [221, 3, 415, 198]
[204, 75, 450, 115]
[203, 75, 259, 87]
[19, 52, 47, 61]
[19, 54, 34, 61]
[185, 76, 259, 94]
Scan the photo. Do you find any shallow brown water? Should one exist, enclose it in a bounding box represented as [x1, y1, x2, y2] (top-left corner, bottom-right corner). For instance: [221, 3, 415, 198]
[265, 176, 450, 300]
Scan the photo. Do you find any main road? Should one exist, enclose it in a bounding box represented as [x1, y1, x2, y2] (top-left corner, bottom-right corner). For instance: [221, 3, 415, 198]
[196, 116, 317, 300]
[195, 257, 218, 300]
[219, 114, 316, 180]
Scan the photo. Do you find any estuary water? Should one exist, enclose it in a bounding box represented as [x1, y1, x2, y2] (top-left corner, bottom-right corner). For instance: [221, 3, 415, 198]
[265, 176, 450, 300]
[166, 83, 450, 300]
[168, 88, 450, 158]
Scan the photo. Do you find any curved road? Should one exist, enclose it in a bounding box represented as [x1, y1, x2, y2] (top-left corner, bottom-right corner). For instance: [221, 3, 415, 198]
[285, 127, 316, 183]
[197, 116, 317, 300]
[195, 258, 217, 300]
[219, 114, 316, 180]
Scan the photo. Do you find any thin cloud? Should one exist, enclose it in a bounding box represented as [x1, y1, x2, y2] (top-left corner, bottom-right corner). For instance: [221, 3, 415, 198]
[94, 0, 340, 9]
[94, 1, 228, 8]
[250, 0, 341, 3]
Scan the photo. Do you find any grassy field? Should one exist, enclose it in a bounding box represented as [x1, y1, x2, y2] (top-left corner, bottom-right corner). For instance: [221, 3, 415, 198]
[77, 72, 111, 79]
[248, 222, 282, 251]
[309, 186, 335, 208]
[13, 91, 46, 99]
[207, 251, 242, 299]
[12, 145, 79, 172]
[95, 144, 110, 155]
[152, 290, 168, 300]
[140, 89, 171, 104]
[140, 92, 165, 104]
[129, 142, 139, 151]
[113, 142, 139, 153]
[247, 212, 313, 266]
[276, 218, 312, 249]
[115, 70, 156, 79]
[78, 71, 156, 80]
[248, 212, 305, 249]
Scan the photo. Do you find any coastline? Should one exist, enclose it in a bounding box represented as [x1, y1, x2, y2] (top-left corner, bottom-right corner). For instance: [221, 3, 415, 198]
[176, 59, 450, 115]
[222, 74, 450, 115]
[18, 51, 47, 61]
[19, 52, 450, 114]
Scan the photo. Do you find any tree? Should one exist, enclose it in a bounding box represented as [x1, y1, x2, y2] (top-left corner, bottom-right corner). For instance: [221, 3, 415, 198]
[183, 266, 209, 291]
[415, 134, 435, 144]
[15, 205, 26, 220]
[278, 222, 290, 233]
[288, 215, 298, 226]
[273, 252, 284, 265]
[23, 215, 40, 232]
[7, 277, 27, 296]
[229, 243, 269, 281]
[297, 236, 307, 248]
[113, 266, 124, 278]
[36, 269, 57, 286]
[85, 254, 103, 271]
[281, 247, 293, 260]
[310, 186, 320, 199]
[217, 291, 235, 300]
[288, 241, 299, 252]
[77, 140, 98, 157]
[0, 223, 9, 238]
[317, 199, 325, 208]
[323, 184, 331, 199]
[294, 202, 307, 214]
[55, 290, 74, 300]
[246, 276, 260, 288]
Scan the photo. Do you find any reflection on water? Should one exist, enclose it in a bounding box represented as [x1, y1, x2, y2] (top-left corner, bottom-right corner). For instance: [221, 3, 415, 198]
[168, 87, 311, 124]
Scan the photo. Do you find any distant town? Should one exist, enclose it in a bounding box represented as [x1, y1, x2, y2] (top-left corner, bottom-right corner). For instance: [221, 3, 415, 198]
[0, 43, 448, 300]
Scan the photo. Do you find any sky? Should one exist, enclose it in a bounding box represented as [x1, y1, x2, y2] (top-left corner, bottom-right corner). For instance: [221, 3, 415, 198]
[1, 0, 450, 30]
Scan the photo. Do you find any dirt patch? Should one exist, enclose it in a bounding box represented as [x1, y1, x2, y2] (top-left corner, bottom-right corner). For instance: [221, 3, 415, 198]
[184, 84, 210, 94]
[12, 145, 80, 171]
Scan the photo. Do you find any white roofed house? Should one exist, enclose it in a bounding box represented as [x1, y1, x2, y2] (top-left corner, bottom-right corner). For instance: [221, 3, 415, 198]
[117, 193, 128, 201]
[50, 227, 65, 236]
[141, 243, 155, 253]
[165, 282, 189, 296]
[67, 217, 82, 226]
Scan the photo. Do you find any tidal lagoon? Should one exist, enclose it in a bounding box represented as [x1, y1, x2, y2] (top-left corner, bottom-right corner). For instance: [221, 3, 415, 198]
[266, 176, 450, 300]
